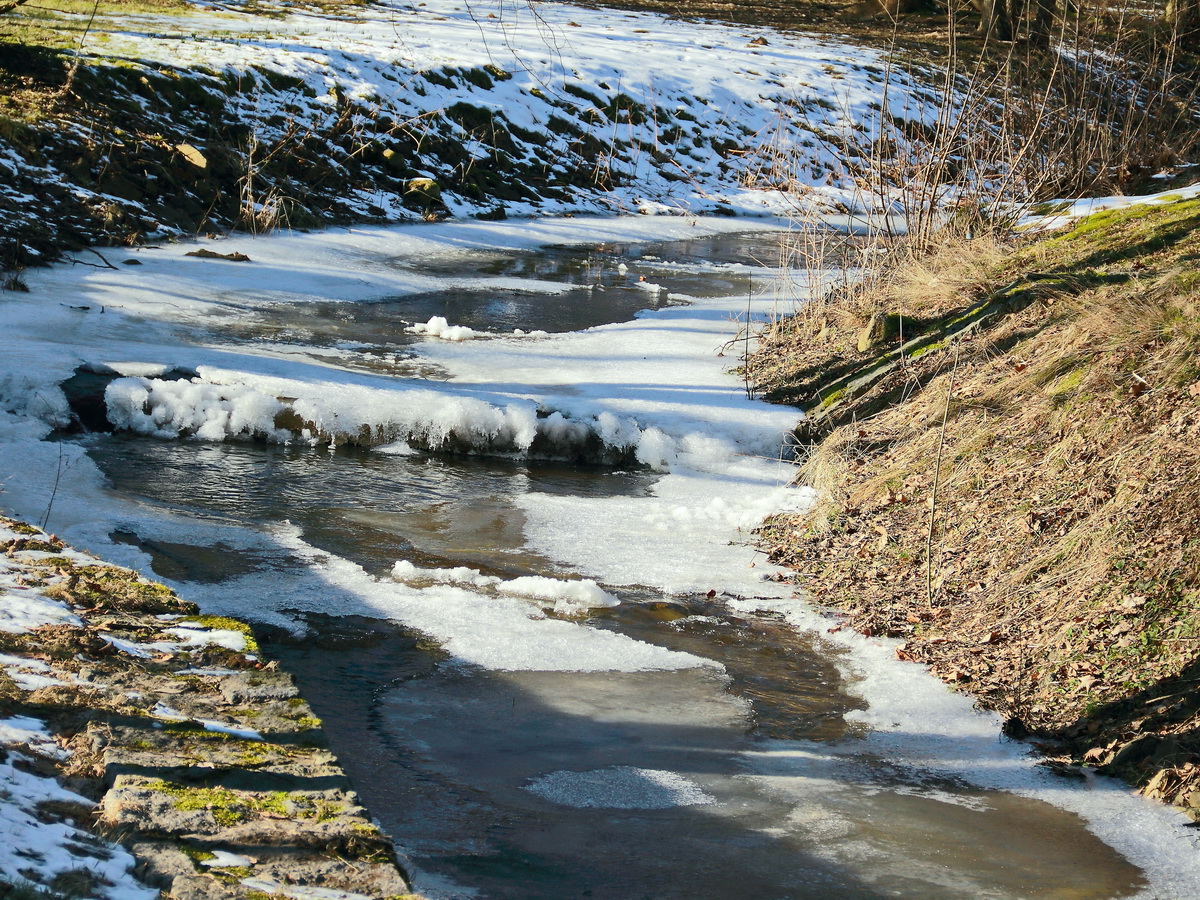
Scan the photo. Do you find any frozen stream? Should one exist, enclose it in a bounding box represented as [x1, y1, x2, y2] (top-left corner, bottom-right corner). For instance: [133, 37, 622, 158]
[2, 217, 1199, 898]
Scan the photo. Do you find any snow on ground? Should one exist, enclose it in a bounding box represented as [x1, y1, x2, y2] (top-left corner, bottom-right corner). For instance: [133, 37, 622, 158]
[0, 0, 938, 230]
[1020, 180, 1200, 231]
[189, 0, 919, 211]
[0, 716, 156, 900]
[2, 199, 1200, 891]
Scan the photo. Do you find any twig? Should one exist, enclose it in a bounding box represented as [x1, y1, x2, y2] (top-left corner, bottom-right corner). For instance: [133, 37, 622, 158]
[744, 273, 754, 400]
[40, 441, 65, 532]
[68, 248, 118, 270]
[56, 0, 101, 100]
[926, 341, 961, 605]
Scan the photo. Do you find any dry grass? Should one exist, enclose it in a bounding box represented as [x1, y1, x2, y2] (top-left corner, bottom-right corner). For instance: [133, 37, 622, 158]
[757, 194, 1200, 808]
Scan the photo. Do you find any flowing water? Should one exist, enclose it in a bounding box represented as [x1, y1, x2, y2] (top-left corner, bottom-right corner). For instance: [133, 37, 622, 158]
[60, 225, 1166, 899]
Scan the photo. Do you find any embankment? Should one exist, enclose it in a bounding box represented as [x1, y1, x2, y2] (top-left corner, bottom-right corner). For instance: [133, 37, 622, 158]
[752, 192, 1200, 814]
[0, 515, 418, 900]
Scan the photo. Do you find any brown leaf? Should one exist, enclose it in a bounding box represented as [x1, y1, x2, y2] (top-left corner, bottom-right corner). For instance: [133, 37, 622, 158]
[874, 525, 889, 551]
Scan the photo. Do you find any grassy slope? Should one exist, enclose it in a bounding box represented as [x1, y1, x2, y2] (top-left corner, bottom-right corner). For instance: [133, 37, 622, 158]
[753, 194, 1200, 812]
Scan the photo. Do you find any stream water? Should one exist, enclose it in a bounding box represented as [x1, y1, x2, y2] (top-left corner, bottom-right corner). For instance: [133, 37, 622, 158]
[38, 223, 1185, 898]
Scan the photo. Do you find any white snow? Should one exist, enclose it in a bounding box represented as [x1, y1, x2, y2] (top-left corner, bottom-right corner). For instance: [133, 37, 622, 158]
[0, 716, 157, 900]
[151, 702, 264, 741]
[406, 317, 478, 342]
[0, 0, 936, 221]
[1021, 180, 1200, 231]
[164, 625, 249, 652]
[391, 560, 618, 614]
[0, 1, 1196, 891]
[0, 584, 81, 634]
[2, 207, 1199, 894]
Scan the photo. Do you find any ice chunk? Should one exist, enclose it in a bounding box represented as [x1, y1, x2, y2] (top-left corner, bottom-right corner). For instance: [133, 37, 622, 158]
[406, 316, 477, 341]
[525, 766, 715, 809]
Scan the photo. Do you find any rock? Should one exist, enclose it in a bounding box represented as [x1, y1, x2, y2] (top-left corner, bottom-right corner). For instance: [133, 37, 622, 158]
[1151, 735, 1190, 769]
[381, 147, 409, 174]
[0, 520, 413, 897]
[405, 177, 442, 204]
[176, 143, 208, 170]
[102, 778, 218, 835]
[1001, 716, 1030, 739]
[856, 312, 905, 352]
[125, 840, 199, 888]
[168, 875, 238, 900]
[184, 248, 251, 262]
[1099, 733, 1161, 775]
[219, 671, 300, 704]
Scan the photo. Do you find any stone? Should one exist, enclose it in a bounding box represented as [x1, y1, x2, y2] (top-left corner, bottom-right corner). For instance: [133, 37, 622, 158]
[125, 840, 199, 888]
[856, 312, 905, 352]
[176, 144, 208, 170]
[219, 671, 299, 704]
[406, 177, 442, 203]
[381, 147, 409, 174]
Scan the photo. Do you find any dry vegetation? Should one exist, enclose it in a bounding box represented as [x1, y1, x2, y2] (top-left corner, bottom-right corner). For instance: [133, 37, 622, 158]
[753, 194, 1200, 811]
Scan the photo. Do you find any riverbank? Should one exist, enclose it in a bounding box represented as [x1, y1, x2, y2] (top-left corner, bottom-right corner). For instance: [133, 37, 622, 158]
[0, 0, 929, 273]
[0, 515, 417, 900]
[752, 188, 1200, 815]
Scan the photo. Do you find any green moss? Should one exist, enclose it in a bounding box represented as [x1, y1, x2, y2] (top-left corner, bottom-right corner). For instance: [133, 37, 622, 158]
[1048, 367, 1085, 395]
[179, 846, 217, 864]
[145, 780, 291, 826]
[238, 745, 271, 766]
[180, 614, 259, 652]
[908, 338, 948, 360]
[817, 387, 845, 411]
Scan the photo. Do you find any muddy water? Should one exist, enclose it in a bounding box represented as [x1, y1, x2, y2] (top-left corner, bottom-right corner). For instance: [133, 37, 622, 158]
[72, 229, 1147, 900]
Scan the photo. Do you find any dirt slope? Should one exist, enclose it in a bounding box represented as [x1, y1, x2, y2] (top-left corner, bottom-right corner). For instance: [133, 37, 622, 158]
[752, 193, 1200, 813]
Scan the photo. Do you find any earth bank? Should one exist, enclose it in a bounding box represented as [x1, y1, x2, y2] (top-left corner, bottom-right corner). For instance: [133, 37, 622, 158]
[751, 192, 1200, 816]
[0, 515, 419, 900]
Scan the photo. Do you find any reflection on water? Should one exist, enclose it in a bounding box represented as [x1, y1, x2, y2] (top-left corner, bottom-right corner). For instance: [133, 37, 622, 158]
[261, 614, 1144, 900]
[199, 230, 814, 371]
[83, 436, 653, 578]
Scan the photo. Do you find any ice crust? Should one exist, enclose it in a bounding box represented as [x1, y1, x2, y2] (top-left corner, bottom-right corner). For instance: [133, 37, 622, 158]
[525, 766, 716, 809]
[391, 561, 619, 614]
